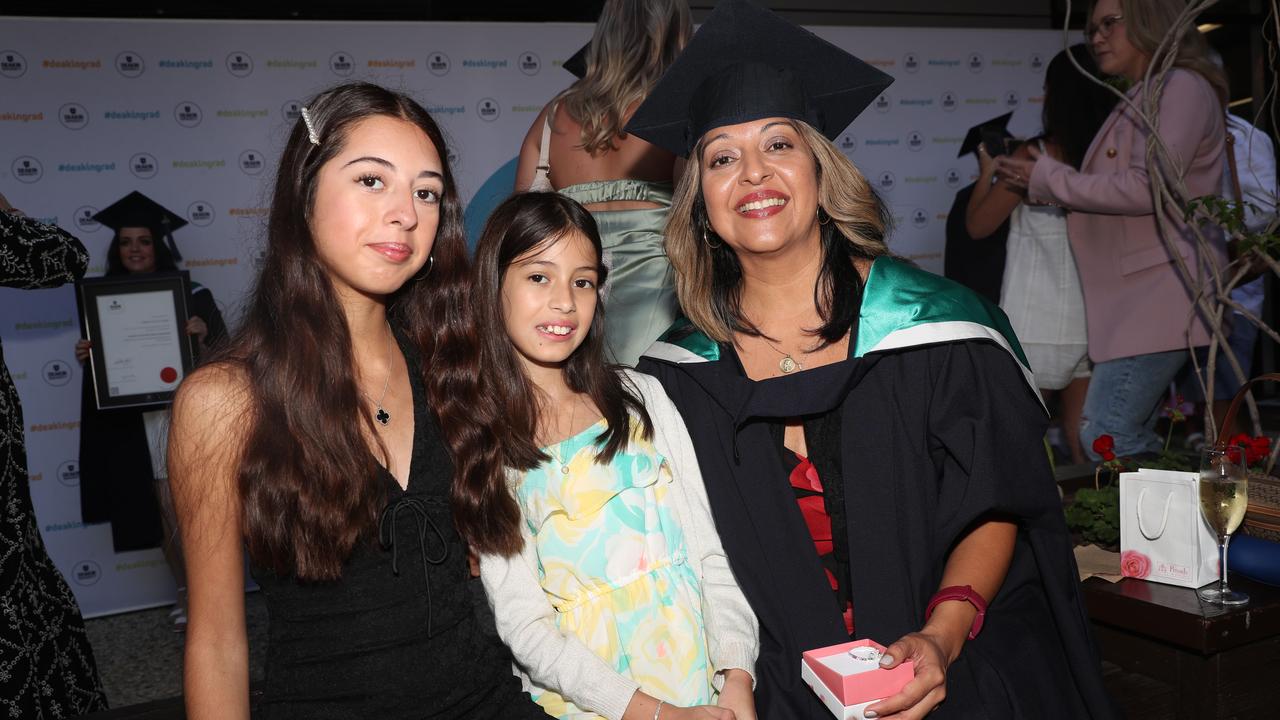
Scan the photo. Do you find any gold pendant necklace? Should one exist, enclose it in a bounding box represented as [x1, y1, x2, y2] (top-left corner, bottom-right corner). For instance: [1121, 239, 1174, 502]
[760, 335, 802, 374]
[545, 396, 578, 475]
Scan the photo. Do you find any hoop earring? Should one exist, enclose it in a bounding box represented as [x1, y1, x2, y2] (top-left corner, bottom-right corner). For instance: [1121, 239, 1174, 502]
[817, 207, 832, 226]
[702, 223, 723, 250]
[413, 255, 434, 281]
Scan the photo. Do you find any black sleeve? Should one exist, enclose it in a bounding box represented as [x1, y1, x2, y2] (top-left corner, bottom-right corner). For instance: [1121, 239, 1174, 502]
[0, 213, 88, 289]
[188, 286, 228, 350]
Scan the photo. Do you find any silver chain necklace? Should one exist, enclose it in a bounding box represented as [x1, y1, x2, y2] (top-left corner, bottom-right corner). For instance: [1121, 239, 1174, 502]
[360, 328, 393, 426]
[545, 396, 579, 475]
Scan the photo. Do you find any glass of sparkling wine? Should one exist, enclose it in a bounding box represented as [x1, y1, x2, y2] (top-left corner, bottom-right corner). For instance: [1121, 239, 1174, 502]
[1198, 448, 1249, 605]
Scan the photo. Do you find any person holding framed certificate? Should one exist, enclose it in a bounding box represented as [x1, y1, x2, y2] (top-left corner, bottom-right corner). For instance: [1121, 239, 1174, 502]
[74, 191, 227, 631]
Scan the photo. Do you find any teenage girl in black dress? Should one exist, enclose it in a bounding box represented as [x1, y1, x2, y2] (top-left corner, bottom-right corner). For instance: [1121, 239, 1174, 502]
[168, 82, 546, 719]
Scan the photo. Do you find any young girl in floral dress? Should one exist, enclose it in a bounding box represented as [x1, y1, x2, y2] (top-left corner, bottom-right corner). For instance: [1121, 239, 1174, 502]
[451, 192, 758, 720]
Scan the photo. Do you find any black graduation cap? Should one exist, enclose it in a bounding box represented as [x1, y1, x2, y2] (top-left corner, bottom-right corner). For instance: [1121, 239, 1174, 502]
[625, 0, 894, 158]
[92, 191, 187, 261]
[958, 112, 1014, 158]
[563, 42, 588, 79]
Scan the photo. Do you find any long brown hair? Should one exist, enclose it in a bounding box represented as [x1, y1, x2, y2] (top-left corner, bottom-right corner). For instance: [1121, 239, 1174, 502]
[559, 0, 691, 154]
[450, 192, 652, 556]
[213, 82, 471, 580]
[666, 120, 891, 344]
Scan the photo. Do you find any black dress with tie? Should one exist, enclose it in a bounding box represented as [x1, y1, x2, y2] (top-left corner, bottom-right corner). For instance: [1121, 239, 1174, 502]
[250, 332, 544, 719]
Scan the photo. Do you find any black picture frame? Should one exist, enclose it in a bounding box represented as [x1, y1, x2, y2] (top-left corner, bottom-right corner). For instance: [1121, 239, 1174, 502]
[77, 271, 194, 410]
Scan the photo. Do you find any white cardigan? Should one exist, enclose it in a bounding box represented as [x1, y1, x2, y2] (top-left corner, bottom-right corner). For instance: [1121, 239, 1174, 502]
[479, 370, 759, 720]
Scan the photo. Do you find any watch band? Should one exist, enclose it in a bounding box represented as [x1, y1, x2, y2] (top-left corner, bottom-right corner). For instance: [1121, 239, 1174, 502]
[925, 584, 987, 640]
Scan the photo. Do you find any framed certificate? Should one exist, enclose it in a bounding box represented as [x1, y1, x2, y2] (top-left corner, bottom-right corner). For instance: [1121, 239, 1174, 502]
[78, 271, 195, 410]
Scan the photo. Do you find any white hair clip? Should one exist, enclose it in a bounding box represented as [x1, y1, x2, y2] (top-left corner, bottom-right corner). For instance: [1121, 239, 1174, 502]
[300, 106, 320, 146]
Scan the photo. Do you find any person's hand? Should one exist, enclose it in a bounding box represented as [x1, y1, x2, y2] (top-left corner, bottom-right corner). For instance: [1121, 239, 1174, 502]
[186, 317, 209, 346]
[993, 143, 1040, 191]
[864, 631, 952, 719]
[75, 339, 92, 364]
[716, 669, 755, 720]
[975, 143, 996, 178]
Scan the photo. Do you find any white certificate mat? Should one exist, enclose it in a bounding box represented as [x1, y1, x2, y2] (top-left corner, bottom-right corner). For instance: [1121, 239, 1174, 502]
[95, 289, 185, 397]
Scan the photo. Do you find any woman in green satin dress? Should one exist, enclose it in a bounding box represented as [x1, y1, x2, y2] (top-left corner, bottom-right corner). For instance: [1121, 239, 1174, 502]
[514, 0, 691, 366]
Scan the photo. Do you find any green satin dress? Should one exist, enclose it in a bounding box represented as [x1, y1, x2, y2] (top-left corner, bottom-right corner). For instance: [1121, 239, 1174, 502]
[558, 179, 677, 367]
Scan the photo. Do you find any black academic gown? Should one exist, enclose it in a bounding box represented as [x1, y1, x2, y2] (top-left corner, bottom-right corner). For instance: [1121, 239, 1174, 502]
[78, 281, 226, 552]
[638, 323, 1116, 719]
[943, 182, 1008, 305]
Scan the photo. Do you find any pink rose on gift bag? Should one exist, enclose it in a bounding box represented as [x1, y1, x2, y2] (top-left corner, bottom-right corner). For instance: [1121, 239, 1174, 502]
[1121, 550, 1151, 579]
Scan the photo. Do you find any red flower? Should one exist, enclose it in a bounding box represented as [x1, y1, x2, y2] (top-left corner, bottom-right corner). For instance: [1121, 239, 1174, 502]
[1092, 435, 1115, 455]
[1102, 450, 1116, 462]
[1120, 550, 1152, 579]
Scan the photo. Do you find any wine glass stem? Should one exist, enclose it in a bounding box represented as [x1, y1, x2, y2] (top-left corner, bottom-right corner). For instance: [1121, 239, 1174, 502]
[1220, 534, 1232, 595]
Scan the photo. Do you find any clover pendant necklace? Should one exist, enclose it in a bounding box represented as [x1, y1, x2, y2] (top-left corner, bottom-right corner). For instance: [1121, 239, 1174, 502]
[361, 328, 393, 426]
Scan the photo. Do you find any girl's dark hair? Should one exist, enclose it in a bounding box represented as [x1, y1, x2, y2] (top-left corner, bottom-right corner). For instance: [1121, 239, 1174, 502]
[450, 192, 653, 556]
[692, 194, 884, 347]
[104, 227, 178, 276]
[216, 82, 471, 580]
[1042, 44, 1119, 170]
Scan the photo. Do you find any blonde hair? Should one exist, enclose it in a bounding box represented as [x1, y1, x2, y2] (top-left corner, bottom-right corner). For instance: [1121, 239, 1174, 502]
[666, 120, 891, 343]
[559, 0, 692, 155]
[1101, 0, 1229, 104]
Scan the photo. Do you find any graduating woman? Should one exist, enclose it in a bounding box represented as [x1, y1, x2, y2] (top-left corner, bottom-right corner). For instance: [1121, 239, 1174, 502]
[168, 82, 545, 719]
[630, 1, 1117, 718]
[75, 191, 228, 629]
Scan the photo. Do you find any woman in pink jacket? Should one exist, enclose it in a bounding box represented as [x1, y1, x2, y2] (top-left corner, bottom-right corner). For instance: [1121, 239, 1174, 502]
[997, 0, 1228, 459]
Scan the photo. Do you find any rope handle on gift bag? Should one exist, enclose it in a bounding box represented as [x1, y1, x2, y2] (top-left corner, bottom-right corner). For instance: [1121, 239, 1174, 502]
[1214, 373, 1280, 449]
[1135, 487, 1175, 540]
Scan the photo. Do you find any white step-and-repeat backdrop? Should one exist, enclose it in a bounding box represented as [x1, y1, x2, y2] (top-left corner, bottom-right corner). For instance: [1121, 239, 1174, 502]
[1, 17, 1064, 616]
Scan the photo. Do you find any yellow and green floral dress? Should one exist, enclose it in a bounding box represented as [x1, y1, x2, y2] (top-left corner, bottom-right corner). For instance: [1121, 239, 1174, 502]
[517, 417, 714, 718]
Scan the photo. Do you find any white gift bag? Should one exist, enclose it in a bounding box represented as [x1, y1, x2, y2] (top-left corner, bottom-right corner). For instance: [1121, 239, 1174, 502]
[1118, 468, 1219, 588]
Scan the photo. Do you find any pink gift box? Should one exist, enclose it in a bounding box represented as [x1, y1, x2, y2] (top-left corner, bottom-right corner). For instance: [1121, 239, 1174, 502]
[801, 639, 914, 720]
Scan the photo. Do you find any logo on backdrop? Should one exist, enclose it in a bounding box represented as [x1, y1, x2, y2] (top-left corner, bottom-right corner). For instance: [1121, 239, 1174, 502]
[1, 50, 27, 78]
[57, 460, 80, 487]
[907, 131, 925, 152]
[43, 359, 72, 386]
[911, 208, 930, 228]
[518, 52, 540, 75]
[874, 94, 891, 113]
[115, 51, 144, 78]
[74, 206, 101, 231]
[330, 52, 355, 76]
[12, 156, 42, 183]
[1005, 90, 1020, 108]
[281, 100, 302, 122]
[940, 90, 958, 112]
[129, 152, 158, 179]
[902, 52, 920, 74]
[188, 201, 215, 226]
[73, 561, 101, 586]
[838, 134, 856, 153]
[174, 101, 203, 128]
[877, 171, 896, 193]
[59, 103, 88, 130]
[427, 52, 451, 76]
[226, 51, 254, 77]
[967, 53, 985, 73]
[944, 168, 963, 188]
[1030, 52, 1046, 73]
[476, 98, 500, 122]
[239, 150, 265, 175]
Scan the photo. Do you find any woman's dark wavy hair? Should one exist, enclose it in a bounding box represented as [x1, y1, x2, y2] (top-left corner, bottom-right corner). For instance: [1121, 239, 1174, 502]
[1042, 44, 1119, 170]
[214, 82, 471, 580]
[105, 227, 179, 276]
[451, 192, 653, 556]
